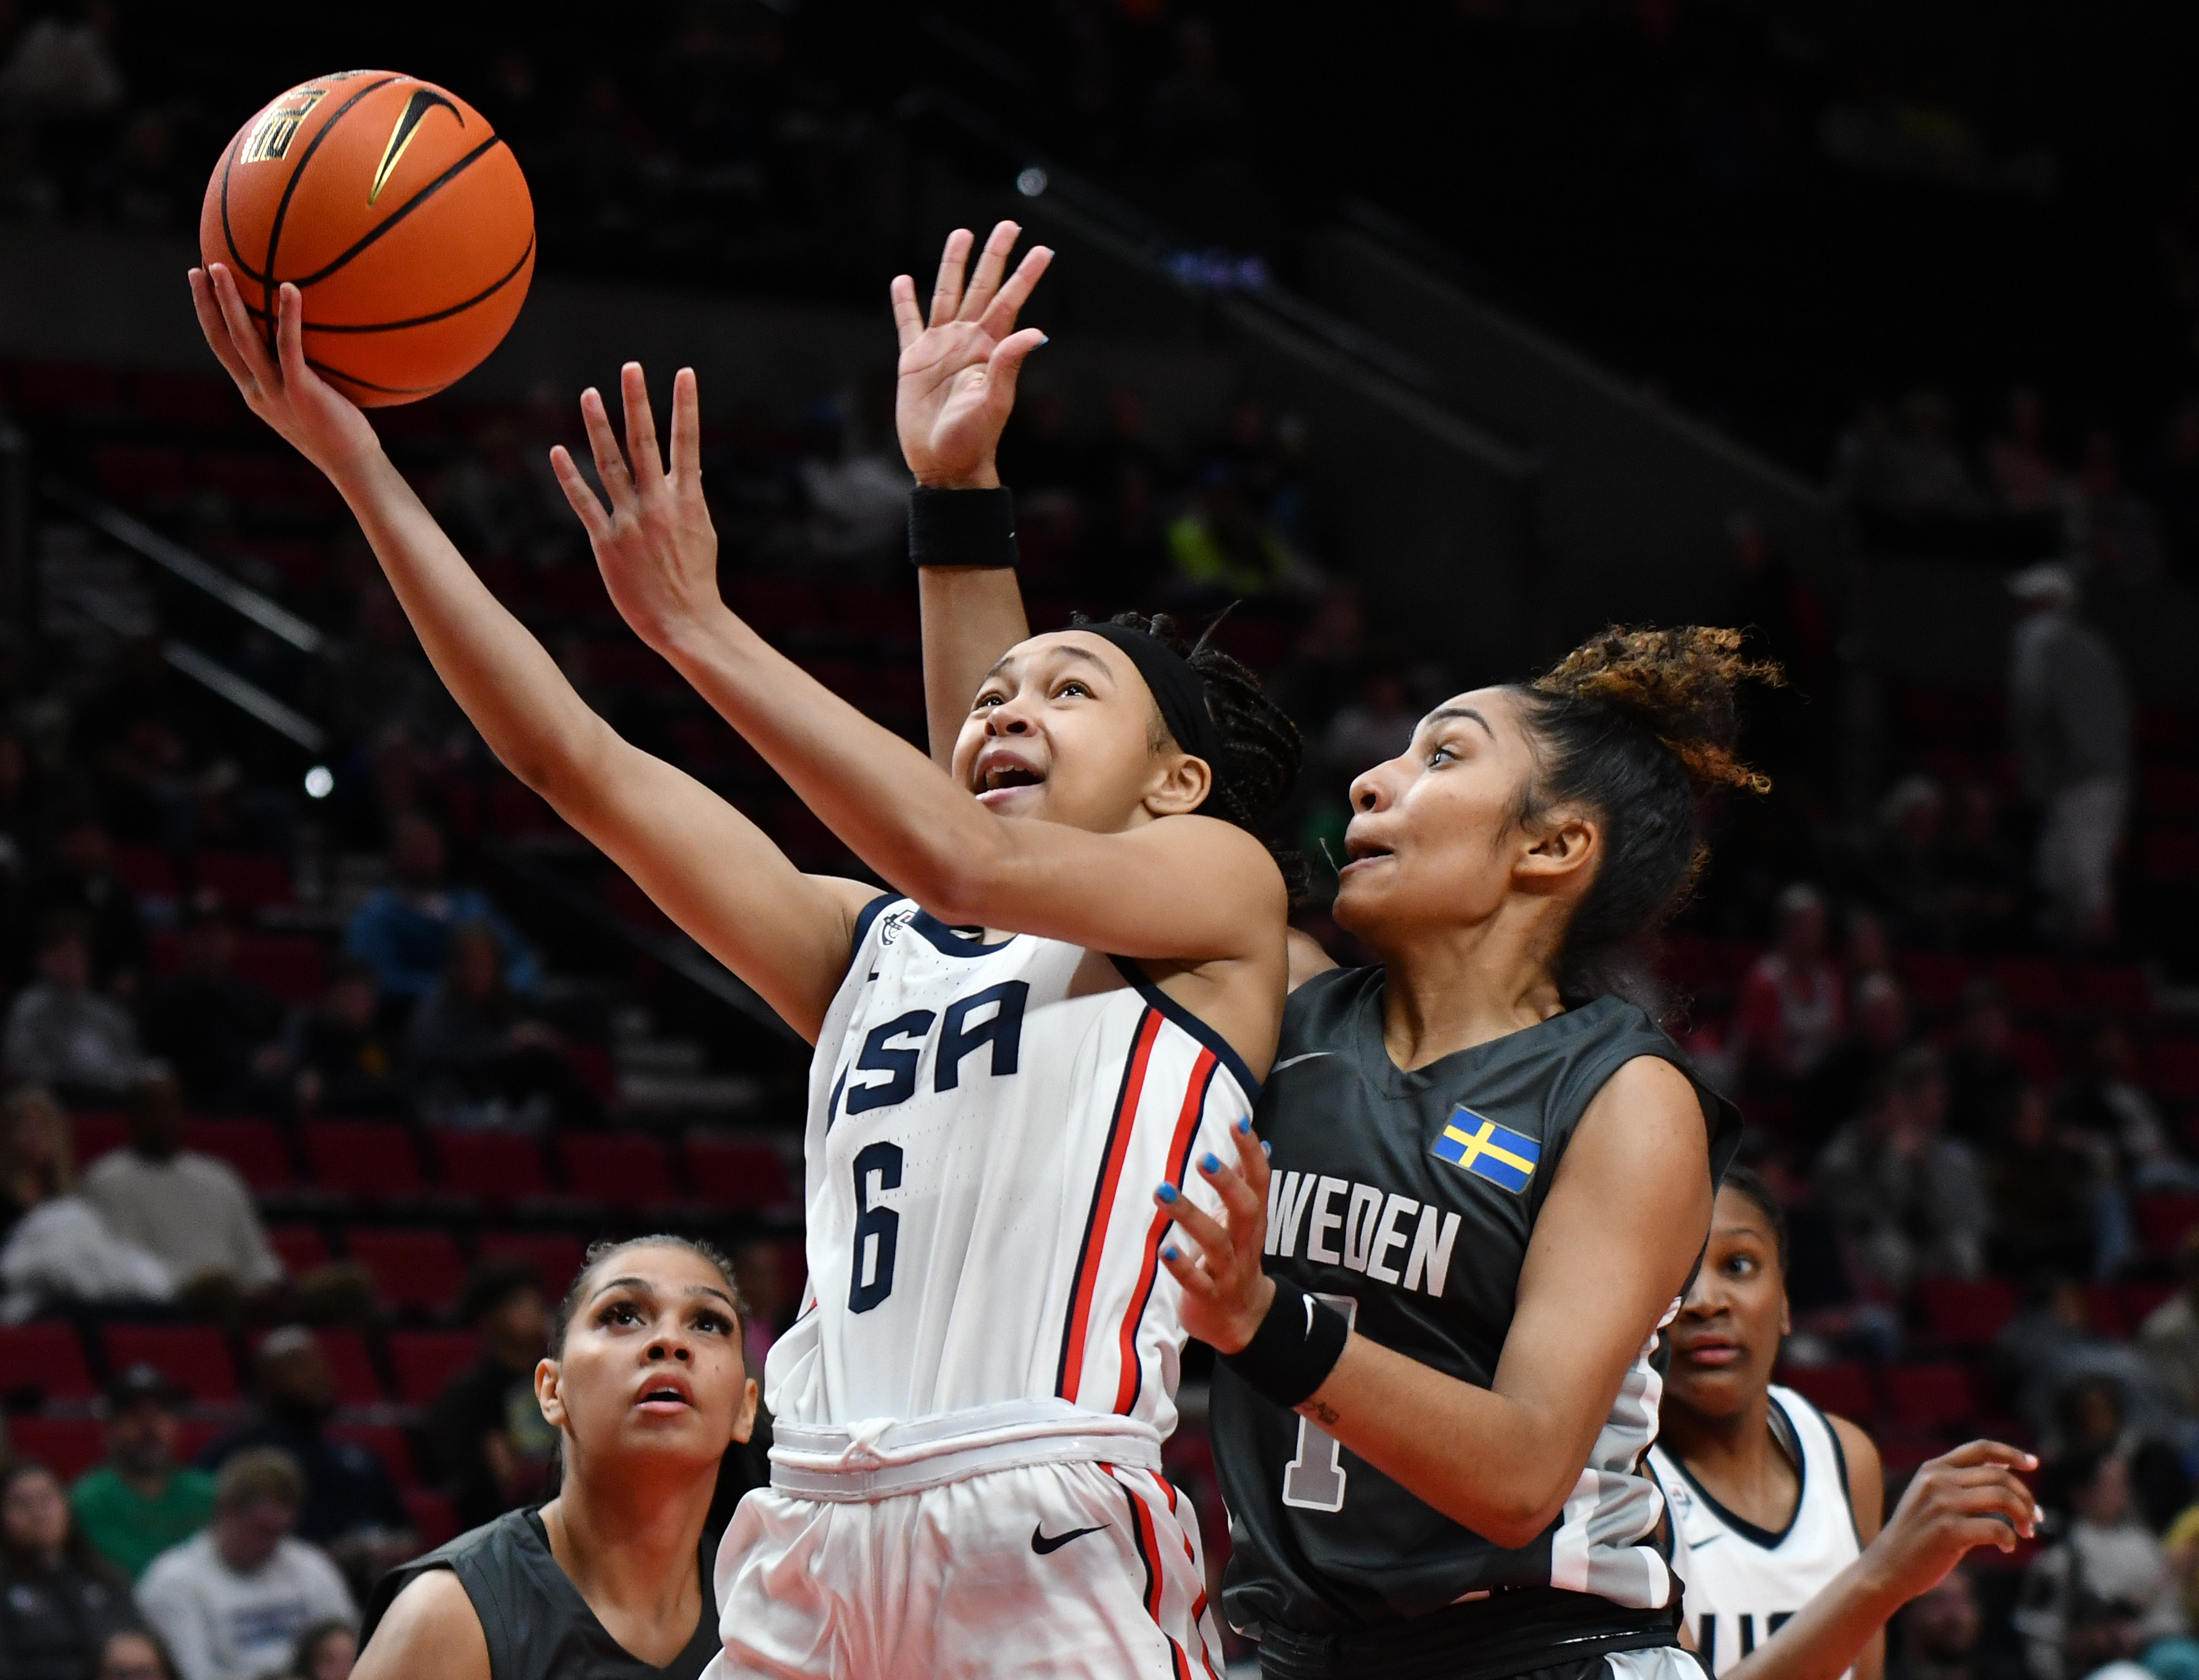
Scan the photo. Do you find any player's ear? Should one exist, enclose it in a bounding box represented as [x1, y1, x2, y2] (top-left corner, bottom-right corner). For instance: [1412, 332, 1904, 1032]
[1515, 806, 1598, 888]
[1779, 1292, 1792, 1339]
[536, 1357, 566, 1429]
[1145, 750, 1213, 818]
[733, 1377, 760, 1445]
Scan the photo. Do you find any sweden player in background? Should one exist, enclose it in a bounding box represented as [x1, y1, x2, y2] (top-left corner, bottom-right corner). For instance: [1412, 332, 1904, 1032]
[190, 227, 1295, 1677]
[1650, 1169, 2037, 1680]
[908, 286, 1761, 1676]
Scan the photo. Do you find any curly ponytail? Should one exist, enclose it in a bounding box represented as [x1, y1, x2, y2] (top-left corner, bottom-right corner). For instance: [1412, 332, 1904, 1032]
[1513, 625, 1780, 1005]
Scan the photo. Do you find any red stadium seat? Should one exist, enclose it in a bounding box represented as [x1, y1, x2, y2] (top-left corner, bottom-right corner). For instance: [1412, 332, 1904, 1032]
[475, 1231, 590, 1299]
[434, 1131, 550, 1203]
[2072, 963, 2151, 1016]
[233, 935, 326, 1003]
[1898, 953, 1973, 1014]
[267, 1224, 331, 1276]
[2121, 1281, 2177, 1332]
[304, 1122, 425, 1199]
[184, 1119, 294, 1192]
[2137, 1194, 2199, 1261]
[1878, 1363, 1977, 1431]
[388, 1330, 481, 1406]
[0, 1324, 97, 1402]
[72, 1114, 127, 1167]
[8, 1417, 106, 1480]
[101, 1326, 238, 1403]
[192, 851, 294, 909]
[172, 1418, 222, 1462]
[1990, 959, 2067, 1016]
[111, 843, 179, 898]
[2154, 1041, 2199, 1103]
[559, 1133, 675, 1207]
[346, 1229, 465, 1316]
[2084, 1284, 2129, 1340]
[404, 1489, 459, 1549]
[329, 1422, 416, 1487]
[1777, 1362, 1874, 1423]
[1916, 1277, 2017, 1348]
[686, 1137, 794, 1210]
[246, 1326, 382, 1407]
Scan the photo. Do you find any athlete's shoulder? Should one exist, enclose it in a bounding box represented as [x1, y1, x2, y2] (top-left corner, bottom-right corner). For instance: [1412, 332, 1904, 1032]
[355, 1564, 489, 1680]
[1278, 962, 1378, 1044]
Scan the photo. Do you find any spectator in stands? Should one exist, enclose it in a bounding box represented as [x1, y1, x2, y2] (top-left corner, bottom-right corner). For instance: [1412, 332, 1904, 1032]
[140, 900, 284, 1112]
[1943, 781, 2025, 946]
[428, 1259, 555, 1530]
[2001, 1287, 2186, 1464]
[2073, 430, 2165, 588]
[0, 1079, 71, 1242]
[87, 1628, 180, 1680]
[1886, 390, 1985, 520]
[2007, 564, 2131, 942]
[136, 1449, 355, 1680]
[1986, 1083, 2109, 1279]
[342, 815, 536, 1005]
[2142, 1232, 2199, 1416]
[1814, 1047, 1989, 1291]
[1947, 983, 2027, 1147]
[199, 1328, 411, 1588]
[1888, 1569, 2023, 1680]
[1801, 968, 1912, 1151]
[2045, 1373, 2195, 1536]
[1987, 388, 2068, 518]
[71, 1365, 216, 1583]
[2016, 1453, 2192, 1679]
[281, 1619, 356, 1680]
[1871, 774, 1959, 943]
[404, 919, 599, 1131]
[1740, 883, 1848, 1095]
[0, 1, 125, 119]
[0, 1083, 171, 1322]
[2, 913, 143, 1099]
[0, 1458, 135, 1680]
[25, 813, 147, 997]
[284, 960, 406, 1120]
[81, 1067, 283, 1318]
[2064, 1019, 2199, 1191]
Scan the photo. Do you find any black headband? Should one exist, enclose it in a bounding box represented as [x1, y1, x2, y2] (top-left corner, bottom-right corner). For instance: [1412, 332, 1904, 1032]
[1075, 622, 1226, 802]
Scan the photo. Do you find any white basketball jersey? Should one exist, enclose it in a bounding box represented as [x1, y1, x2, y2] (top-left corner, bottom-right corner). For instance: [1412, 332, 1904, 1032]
[764, 896, 1256, 1442]
[1650, 1386, 1864, 1678]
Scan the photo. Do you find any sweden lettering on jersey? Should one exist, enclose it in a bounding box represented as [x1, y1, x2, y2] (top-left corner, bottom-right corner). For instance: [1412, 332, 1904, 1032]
[1650, 1389, 1864, 1680]
[763, 898, 1257, 1441]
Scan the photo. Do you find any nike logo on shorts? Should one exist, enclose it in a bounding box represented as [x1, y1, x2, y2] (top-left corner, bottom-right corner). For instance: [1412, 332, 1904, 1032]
[1031, 1522, 1108, 1555]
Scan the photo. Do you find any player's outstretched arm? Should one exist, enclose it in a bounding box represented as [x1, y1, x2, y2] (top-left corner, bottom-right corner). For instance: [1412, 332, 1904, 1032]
[894, 222, 1047, 767]
[1165, 1058, 1715, 1543]
[1702, 1437, 2038, 1680]
[560, 366, 1286, 984]
[188, 267, 872, 1041]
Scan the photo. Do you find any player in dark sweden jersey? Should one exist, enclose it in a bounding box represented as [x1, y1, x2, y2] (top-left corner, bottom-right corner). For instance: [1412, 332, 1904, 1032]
[907, 229, 1779, 1680]
[1652, 1168, 2036, 1680]
[352, 1237, 762, 1680]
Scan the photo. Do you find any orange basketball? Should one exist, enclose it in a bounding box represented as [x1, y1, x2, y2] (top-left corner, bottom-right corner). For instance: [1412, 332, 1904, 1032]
[199, 70, 534, 408]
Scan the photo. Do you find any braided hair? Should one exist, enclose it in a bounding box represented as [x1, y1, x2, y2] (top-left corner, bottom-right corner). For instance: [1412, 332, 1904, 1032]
[1069, 610, 1308, 899]
[1510, 625, 1780, 1006]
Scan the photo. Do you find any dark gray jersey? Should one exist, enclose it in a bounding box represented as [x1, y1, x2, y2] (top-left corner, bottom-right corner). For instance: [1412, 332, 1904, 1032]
[1215, 969, 1741, 1676]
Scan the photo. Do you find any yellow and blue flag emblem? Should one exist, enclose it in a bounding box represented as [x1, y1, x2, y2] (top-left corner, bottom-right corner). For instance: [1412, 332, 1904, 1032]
[1432, 1107, 1540, 1194]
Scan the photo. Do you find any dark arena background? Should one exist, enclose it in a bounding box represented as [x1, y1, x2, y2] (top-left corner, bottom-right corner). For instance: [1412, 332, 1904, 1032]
[1, 2, 2197, 1676]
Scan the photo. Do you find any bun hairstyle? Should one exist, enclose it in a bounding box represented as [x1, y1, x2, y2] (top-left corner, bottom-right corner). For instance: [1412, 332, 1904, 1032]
[1513, 625, 1780, 1007]
[1069, 610, 1309, 898]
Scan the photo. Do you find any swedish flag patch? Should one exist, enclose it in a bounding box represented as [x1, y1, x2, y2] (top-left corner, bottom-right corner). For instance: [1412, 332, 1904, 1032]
[1431, 1107, 1540, 1194]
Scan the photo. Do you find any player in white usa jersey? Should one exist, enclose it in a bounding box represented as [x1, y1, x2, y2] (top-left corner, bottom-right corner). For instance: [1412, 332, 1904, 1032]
[1655, 1170, 2038, 1680]
[549, 223, 1299, 1678]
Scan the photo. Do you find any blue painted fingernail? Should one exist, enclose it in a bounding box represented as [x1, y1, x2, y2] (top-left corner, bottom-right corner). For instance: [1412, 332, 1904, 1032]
[1162, 1246, 1180, 1263]
[1261, 1141, 1272, 1158]
[1235, 1116, 1252, 1134]
[1156, 1183, 1178, 1204]
[1201, 1153, 1221, 1174]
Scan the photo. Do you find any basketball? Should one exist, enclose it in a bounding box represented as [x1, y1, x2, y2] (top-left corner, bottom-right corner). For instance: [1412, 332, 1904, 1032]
[198, 70, 534, 407]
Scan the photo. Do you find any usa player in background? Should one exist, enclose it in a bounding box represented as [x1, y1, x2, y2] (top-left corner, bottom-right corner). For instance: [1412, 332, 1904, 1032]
[1651, 1169, 2036, 1680]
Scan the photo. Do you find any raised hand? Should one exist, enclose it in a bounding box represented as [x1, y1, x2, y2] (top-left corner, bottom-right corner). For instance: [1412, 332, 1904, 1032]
[892, 222, 1053, 490]
[1155, 1116, 1277, 1355]
[1868, 1440, 2038, 1586]
[187, 265, 380, 483]
[549, 364, 726, 658]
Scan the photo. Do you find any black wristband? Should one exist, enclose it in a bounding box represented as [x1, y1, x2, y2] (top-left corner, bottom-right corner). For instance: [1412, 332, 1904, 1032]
[1221, 1280, 1350, 1409]
[909, 485, 1018, 569]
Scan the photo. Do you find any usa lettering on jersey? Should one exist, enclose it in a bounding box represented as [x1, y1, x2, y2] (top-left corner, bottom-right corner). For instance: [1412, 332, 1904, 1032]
[1264, 1170, 1461, 1297]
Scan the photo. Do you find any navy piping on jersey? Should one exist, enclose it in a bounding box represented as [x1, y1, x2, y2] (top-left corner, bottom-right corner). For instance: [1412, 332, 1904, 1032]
[909, 909, 1018, 957]
[1669, 1394, 1809, 1550]
[1107, 955, 1262, 1104]
[843, 893, 896, 985]
[1795, 1391, 1867, 1546]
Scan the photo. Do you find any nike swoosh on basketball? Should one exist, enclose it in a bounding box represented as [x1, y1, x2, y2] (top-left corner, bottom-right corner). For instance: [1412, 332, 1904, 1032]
[1031, 1522, 1107, 1555]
